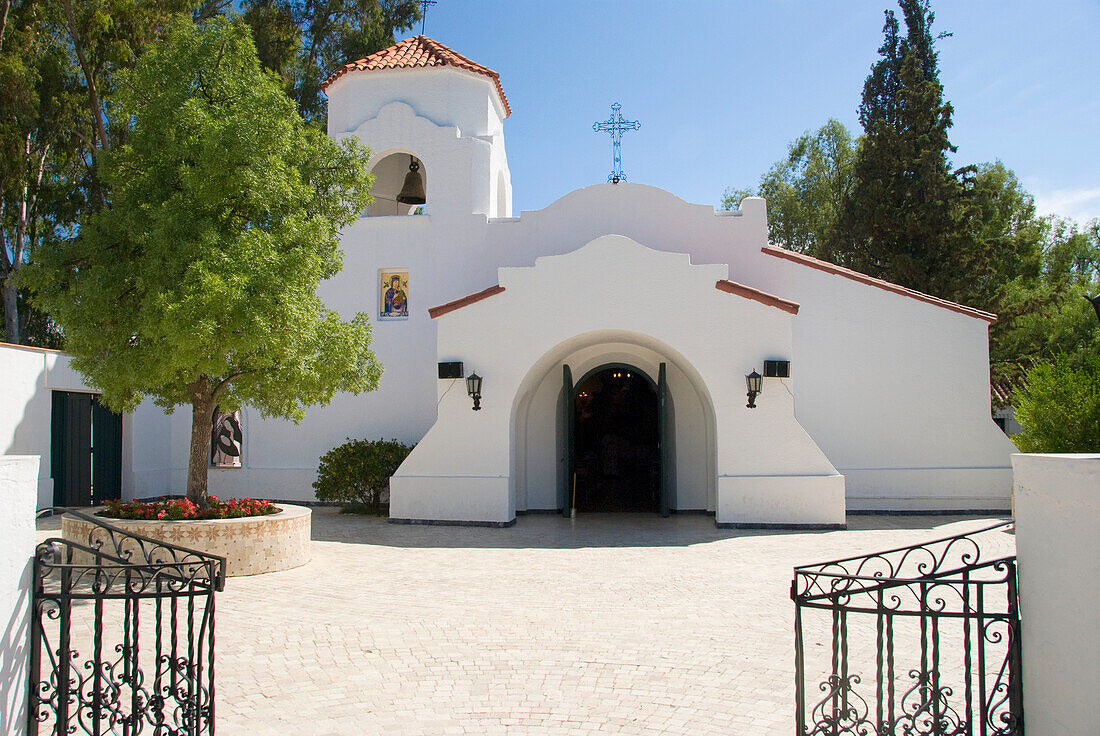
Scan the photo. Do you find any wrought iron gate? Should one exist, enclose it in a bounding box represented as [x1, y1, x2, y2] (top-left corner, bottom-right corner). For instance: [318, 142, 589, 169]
[792, 521, 1022, 735]
[29, 508, 226, 735]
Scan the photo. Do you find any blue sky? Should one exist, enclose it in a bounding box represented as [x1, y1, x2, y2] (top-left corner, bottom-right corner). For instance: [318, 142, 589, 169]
[397, 0, 1100, 224]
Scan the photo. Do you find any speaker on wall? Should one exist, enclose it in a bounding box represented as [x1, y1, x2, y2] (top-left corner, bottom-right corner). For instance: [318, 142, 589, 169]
[763, 360, 790, 378]
[438, 361, 464, 379]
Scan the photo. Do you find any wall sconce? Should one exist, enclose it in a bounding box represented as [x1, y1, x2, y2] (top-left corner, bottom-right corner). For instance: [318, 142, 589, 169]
[466, 372, 483, 411]
[746, 370, 762, 409]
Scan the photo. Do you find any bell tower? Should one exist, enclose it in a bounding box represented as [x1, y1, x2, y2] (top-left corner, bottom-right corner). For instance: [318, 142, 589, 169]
[322, 35, 513, 219]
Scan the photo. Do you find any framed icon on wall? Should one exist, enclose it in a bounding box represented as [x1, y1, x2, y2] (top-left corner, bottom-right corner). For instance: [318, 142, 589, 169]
[379, 270, 409, 320]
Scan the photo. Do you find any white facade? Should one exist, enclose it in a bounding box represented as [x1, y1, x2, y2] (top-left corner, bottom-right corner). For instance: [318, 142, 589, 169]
[20, 37, 1015, 525]
[0, 343, 135, 509]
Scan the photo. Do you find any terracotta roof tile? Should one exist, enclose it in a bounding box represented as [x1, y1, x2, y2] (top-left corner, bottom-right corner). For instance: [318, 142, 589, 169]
[714, 280, 800, 315]
[428, 285, 506, 319]
[321, 35, 511, 117]
[761, 246, 998, 323]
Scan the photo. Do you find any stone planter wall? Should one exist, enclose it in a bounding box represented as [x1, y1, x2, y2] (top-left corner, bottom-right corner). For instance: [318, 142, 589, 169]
[63, 504, 311, 577]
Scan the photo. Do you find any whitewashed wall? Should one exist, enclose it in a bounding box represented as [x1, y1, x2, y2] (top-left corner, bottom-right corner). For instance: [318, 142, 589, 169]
[0, 455, 38, 736]
[390, 235, 845, 526]
[0, 344, 129, 508]
[1012, 453, 1100, 736]
[129, 63, 1014, 513]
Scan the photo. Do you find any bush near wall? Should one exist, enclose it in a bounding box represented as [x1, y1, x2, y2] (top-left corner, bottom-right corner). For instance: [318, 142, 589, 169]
[313, 438, 414, 514]
[1013, 353, 1100, 453]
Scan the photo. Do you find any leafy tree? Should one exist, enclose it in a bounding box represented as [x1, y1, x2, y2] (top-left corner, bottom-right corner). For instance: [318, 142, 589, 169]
[991, 217, 1100, 395]
[831, 0, 966, 298]
[1012, 353, 1100, 452]
[1, 0, 82, 344]
[240, 0, 419, 124]
[722, 119, 855, 259]
[1, 0, 192, 344]
[21, 17, 382, 505]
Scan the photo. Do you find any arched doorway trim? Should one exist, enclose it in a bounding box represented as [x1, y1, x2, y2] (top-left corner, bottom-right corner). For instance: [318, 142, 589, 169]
[509, 329, 716, 516]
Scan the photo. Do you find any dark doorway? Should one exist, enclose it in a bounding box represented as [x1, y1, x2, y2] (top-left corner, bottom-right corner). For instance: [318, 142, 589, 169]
[51, 391, 122, 507]
[571, 366, 659, 512]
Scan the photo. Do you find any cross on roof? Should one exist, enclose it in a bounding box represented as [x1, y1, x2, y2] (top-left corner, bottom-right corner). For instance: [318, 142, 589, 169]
[419, 0, 437, 34]
[593, 103, 641, 183]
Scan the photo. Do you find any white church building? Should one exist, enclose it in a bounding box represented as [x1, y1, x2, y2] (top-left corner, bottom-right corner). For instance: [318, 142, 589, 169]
[55, 36, 1019, 526]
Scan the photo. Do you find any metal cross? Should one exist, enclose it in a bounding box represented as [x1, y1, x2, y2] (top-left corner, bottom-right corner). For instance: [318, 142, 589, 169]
[593, 102, 641, 183]
[419, 0, 437, 34]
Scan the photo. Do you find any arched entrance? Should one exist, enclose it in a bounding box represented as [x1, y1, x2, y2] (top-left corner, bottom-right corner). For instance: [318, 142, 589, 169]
[510, 330, 715, 518]
[560, 362, 675, 517]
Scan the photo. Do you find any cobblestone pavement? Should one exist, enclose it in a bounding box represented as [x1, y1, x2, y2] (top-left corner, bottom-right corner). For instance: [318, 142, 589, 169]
[37, 510, 1015, 736]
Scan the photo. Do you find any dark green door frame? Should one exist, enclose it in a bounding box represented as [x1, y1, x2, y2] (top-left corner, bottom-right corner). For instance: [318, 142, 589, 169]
[51, 391, 122, 507]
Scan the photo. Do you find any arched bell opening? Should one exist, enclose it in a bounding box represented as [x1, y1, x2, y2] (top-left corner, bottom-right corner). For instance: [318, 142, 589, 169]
[367, 152, 427, 217]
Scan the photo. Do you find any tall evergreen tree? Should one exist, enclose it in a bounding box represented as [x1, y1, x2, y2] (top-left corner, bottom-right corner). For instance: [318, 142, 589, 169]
[832, 0, 966, 299]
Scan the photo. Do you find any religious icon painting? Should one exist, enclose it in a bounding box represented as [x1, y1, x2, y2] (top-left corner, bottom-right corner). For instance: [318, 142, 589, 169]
[379, 269, 410, 320]
[211, 407, 243, 468]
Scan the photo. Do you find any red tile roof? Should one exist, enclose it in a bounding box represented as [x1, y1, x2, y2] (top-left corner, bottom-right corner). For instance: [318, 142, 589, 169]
[321, 35, 511, 117]
[428, 285, 506, 319]
[761, 246, 998, 323]
[715, 280, 800, 315]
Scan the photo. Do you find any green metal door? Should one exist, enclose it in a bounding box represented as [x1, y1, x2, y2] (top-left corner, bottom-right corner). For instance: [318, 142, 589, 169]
[658, 363, 675, 517]
[51, 391, 122, 507]
[92, 398, 123, 503]
[560, 364, 574, 516]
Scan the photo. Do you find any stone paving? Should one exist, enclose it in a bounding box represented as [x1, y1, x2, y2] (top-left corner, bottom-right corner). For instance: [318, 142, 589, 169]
[37, 510, 1015, 735]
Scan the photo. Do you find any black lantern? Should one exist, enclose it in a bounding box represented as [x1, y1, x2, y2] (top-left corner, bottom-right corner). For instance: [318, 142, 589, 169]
[466, 372, 483, 411]
[746, 370, 763, 409]
[396, 155, 426, 205]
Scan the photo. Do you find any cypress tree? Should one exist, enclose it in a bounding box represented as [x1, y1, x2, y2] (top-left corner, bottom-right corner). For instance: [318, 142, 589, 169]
[833, 0, 966, 299]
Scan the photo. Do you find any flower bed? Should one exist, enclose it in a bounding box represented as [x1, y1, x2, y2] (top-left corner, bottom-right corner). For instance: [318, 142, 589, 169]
[100, 496, 279, 521]
[65, 502, 311, 577]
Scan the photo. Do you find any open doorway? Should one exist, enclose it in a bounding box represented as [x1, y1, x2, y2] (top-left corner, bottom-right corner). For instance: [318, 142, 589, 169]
[571, 366, 659, 512]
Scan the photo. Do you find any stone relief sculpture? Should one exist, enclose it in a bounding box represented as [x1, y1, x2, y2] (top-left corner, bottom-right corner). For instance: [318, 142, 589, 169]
[211, 408, 243, 468]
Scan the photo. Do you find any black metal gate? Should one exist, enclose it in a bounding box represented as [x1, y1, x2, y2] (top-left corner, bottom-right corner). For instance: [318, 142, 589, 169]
[792, 521, 1022, 735]
[51, 391, 122, 507]
[29, 508, 226, 735]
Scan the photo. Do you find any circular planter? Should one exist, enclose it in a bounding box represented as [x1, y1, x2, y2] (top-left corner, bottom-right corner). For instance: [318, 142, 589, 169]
[63, 503, 311, 577]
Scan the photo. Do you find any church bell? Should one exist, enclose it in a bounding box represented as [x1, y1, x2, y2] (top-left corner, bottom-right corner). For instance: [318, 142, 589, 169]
[396, 156, 426, 205]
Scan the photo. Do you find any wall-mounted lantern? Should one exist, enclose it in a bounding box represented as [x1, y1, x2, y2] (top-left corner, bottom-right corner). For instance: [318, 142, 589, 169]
[466, 372, 483, 411]
[746, 370, 763, 409]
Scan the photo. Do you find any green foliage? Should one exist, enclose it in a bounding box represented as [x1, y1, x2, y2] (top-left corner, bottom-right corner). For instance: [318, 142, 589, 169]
[313, 438, 413, 513]
[21, 17, 382, 502]
[722, 120, 855, 259]
[240, 0, 419, 124]
[832, 1, 964, 299]
[1012, 353, 1100, 453]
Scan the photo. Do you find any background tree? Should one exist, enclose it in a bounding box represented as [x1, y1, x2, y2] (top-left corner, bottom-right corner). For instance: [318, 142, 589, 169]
[21, 17, 382, 505]
[722, 119, 855, 259]
[1011, 353, 1100, 452]
[240, 0, 419, 124]
[831, 0, 966, 298]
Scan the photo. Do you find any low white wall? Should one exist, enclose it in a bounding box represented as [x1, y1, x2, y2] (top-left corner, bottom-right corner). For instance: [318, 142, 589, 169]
[1012, 453, 1100, 736]
[716, 474, 846, 527]
[389, 476, 512, 525]
[0, 455, 39, 736]
[0, 344, 103, 508]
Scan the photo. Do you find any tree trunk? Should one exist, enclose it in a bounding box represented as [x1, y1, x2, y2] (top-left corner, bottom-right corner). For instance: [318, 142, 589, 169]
[1, 278, 18, 344]
[187, 379, 216, 506]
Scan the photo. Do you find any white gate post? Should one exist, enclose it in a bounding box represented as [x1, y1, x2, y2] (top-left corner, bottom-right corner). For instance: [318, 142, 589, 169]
[0, 455, 40, 736]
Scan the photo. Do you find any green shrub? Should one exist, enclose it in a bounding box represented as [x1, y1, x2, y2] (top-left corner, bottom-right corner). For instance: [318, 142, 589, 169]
[313, 438, 414, 514]
[1013, 353, 1100, 453]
